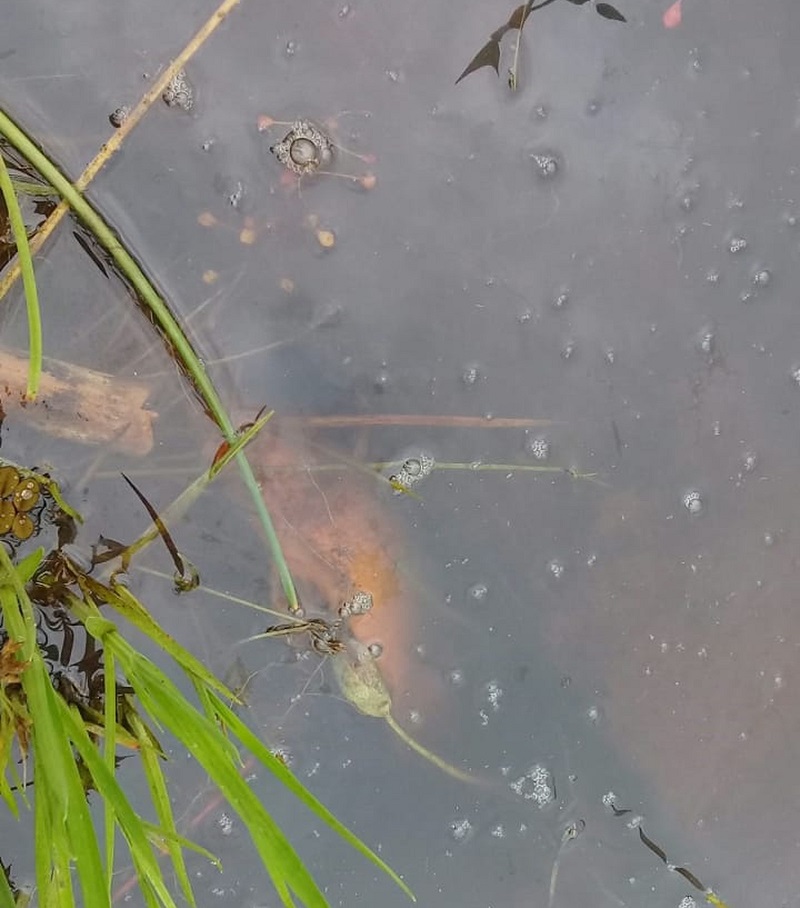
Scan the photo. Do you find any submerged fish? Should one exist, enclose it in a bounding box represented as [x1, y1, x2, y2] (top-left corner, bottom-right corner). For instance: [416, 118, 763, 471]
[663, 0, 682, 28]
[252, 422, 445, 718]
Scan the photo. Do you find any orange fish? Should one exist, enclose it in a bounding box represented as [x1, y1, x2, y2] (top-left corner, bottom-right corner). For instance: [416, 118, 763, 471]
[663, 0, 682, 28]
[251, 422, 443, 717]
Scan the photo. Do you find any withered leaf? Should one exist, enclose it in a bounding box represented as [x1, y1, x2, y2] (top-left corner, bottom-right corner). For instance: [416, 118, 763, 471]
[596, 2, 626, 21]
[507, 3, 533, 30]
[455, 39, 502, 85]
[638, 827, 668, 864]
[0, 639, 26, 685]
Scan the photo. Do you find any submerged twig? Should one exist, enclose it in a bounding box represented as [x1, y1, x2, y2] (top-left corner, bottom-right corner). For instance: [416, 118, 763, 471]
[279, 414, 553, 429]
[0, 0, 242, 309]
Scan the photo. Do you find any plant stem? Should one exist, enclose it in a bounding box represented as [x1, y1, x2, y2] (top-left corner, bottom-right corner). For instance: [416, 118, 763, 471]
[0, 149, 41, 398]
[0, 108, 299, 612]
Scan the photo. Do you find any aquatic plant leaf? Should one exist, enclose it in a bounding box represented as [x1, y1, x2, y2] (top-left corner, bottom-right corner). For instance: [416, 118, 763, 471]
[127, 709, 197, 906]
[0, 867, 15, 908]
[596, 2, 626, 20]
[121, 473, 187, 583]
[58, 698, 178, 908]
[72, 229, 109, 278]
[455, 38, 501, 84]
[207, 691, 416, 902]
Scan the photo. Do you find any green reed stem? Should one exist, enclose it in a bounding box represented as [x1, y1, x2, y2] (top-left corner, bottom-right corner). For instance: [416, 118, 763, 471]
[0, 108, 298, 612]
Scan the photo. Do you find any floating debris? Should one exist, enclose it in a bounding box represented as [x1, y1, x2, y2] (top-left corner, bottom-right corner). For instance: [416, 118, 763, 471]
[315, 227, 336, 249]
[603, 794, 731, 908]
[332, 640, 481, 785]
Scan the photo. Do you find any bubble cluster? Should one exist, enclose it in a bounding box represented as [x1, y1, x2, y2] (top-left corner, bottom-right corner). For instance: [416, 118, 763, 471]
[162, 69, 194, 111]
[217, 812, 234, 837]
[682, 490, 704, 515]
[369, 366, 389, 392]
[448, 668, 465, 687]
[339, 590, 373, 618]
[696, 329, 715, 355]
[728, 236, 747, 254]
[586, 704, 603, 725]
[530, 152, 560, 179]
[449, 817, 474, 842]
[228, 181, 244, 208]
[483, 679, 504, 712]
[509, 764, 554, 806]
[461, 364, 481, 385]
[389, 452, 435, 492]
[271, 746, 293, 767]
[740, 451, 758, 473]
[525, 435, 550, 461]
[547, 559, 565, 580]
[752, 267, 771, 287]
[468, 582, 489, 602]
[678, 898, 697, 908]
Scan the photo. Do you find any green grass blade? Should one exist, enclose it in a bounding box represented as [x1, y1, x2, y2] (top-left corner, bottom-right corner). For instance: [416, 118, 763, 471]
[102, 650, 118, 897]
[0, 150, 41, 398]
[140, 819, 220, 867]
[71, 582, 236, 700]
[52, 829, 76, 908]
[206, 690, 415, 902]
[0, 863, 16, 908]
[58, 699, 178, 908]
[90, 627, 329, 907]
[128, 709, 197, 907]
[32, 746, 52, 904]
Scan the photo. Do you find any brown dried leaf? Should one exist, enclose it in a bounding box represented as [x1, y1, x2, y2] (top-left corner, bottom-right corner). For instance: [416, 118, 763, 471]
[455, 39, 501, 85]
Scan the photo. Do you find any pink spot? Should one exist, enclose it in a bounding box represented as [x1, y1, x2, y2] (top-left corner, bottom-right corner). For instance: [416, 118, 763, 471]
[663, 0, 682, 28]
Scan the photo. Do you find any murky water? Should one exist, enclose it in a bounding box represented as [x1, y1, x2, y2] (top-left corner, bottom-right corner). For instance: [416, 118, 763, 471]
[3, 0, 800, 904]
